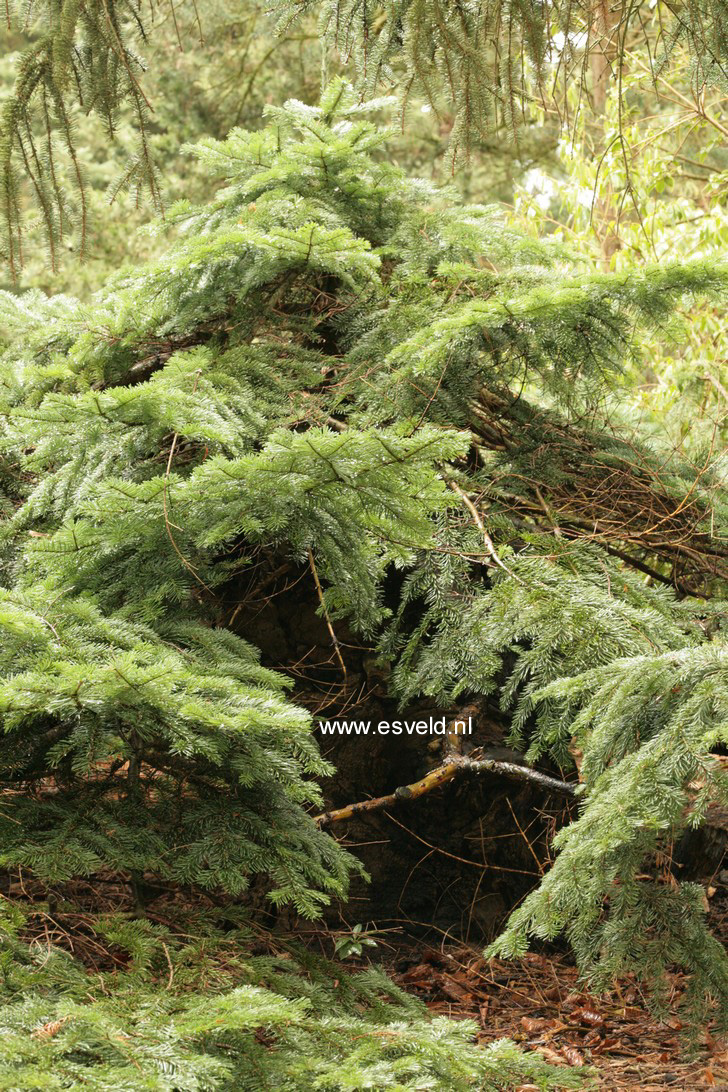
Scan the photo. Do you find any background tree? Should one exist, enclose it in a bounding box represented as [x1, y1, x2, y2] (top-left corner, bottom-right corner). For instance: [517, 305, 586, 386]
[3, 0, 726, 277]
[509, 29, 727, 507]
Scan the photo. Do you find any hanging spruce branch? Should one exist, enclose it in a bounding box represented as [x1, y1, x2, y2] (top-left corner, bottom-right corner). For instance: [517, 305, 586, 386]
[0, 0, 161, 279]
[2, 0, 728, 272]
[271, 0, 728, 152]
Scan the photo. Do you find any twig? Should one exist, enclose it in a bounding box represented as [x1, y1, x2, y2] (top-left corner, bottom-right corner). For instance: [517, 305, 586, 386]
[161, 941, 175, 989]
[385, 810, 540, 876]
[448, 480, 522, 581]
[534, 485, 563, 538]
[308, 548, 347, 680]
[161, 369, 215, 597]
[506, 795, 545, 875]
[315, 761, 460, 824]
[315, 752, 576, 825]
[464, 757, 578, 796]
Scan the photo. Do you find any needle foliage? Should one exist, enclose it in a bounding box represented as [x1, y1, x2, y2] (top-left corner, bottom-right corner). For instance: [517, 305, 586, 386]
[0, 81, 725, 1083]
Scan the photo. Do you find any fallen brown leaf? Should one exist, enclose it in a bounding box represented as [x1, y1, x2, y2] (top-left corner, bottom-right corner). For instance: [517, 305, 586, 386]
[439, 974, 473, 1003]
[31, 1017, 70, 1040]
[536, 1046, 567, 1066]
[562, 1044, 585, 1066]
[399, 962, 434, 985]
[520, 1016, 552, 1035]
[573, 1007, 605, 1027]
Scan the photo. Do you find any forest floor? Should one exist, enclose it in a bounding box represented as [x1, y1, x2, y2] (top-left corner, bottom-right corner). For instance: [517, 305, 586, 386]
[10, 865, 727, 1088]
[382, 898, 728, 1091]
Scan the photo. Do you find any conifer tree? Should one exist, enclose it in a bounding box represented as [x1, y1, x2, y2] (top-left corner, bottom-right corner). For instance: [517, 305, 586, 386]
[0, 81, 726, 1083]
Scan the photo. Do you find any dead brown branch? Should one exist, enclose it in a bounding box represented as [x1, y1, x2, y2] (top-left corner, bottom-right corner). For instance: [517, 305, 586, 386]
[315, 751, 577, 826]
[472, 390, 727, 595]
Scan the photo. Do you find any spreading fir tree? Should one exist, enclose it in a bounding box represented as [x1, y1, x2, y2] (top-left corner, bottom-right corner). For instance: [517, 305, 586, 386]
[0, 81, 725, 1086]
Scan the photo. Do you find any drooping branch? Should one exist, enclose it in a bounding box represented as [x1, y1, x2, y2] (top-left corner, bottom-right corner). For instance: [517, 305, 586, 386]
[1, 2, 161, 278]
